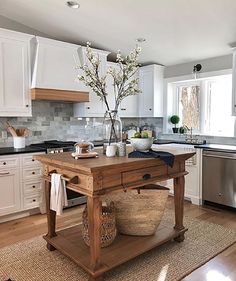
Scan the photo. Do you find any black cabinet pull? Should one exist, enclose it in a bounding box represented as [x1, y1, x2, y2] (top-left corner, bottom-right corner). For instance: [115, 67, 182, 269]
[143, 173, 151, 180]
[32, 159, 35, 162]
[32, 171, 35, 175]
[3, 162, 6, 165]
[149, 108, 152, 111]
[33, 199, 36, 202]
[32, 185, 36, 188]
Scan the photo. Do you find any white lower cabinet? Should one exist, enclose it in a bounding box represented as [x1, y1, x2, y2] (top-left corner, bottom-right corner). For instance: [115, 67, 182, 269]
[0, 168, 21, 216]
[157, 145, 201, 205]
[0, 152, 44, 218]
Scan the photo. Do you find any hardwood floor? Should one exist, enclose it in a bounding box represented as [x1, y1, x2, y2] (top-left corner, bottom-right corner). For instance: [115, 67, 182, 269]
[0, 197, 235, 280]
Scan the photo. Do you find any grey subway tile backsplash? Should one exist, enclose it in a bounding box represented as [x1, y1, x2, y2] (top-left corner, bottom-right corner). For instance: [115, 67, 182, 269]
[0, 101, 164, 147]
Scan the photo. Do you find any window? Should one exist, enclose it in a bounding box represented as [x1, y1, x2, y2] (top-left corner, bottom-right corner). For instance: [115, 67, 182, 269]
[169, 74, 235, 137]
[178, 84, 200, 131]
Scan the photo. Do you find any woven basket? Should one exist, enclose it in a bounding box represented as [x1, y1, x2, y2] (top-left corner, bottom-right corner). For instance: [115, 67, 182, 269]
[82, 202, 117, 248]
[104, 184, 169, 236]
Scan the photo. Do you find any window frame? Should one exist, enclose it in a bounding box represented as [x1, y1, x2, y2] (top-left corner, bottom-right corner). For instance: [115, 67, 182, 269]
[164, 69, 235, 136]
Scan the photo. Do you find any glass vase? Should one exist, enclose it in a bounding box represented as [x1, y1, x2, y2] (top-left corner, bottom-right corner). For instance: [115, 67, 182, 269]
[103, 110, 122, 154]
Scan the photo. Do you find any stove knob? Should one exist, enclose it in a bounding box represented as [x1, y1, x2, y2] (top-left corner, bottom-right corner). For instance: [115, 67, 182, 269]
[50, 151, 55, 154]
[55, 150, 59, 153]
[60, 149, 63, 153]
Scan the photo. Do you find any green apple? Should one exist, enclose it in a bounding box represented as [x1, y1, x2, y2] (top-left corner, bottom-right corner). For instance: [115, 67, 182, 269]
[141, 132, 149, 138]
[133, 132, 141, 138]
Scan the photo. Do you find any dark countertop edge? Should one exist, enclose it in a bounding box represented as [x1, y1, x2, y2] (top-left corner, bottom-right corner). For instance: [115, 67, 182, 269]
[153, 139, 206, 145]
[194, 144, 236, 153]
[0, 147, 47, 155]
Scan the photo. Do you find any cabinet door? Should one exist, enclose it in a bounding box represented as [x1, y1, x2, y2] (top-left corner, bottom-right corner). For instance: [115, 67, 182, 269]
[139, 69, 154, 117]
[73, 92, 105, 117]
[119, 95, 139, 117]
[0, 36, 31, 116]
[0, 169, 21, 216]
[73, 49, 109, 117]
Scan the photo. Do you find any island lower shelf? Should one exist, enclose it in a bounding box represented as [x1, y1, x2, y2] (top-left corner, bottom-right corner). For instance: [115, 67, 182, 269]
[43, 222, 188, 277]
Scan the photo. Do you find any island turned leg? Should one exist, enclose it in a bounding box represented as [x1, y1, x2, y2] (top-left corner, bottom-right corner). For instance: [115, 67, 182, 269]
[87, 196, 103, 281]
[45, 180, 56, 251]
[173, 175, 185, 242]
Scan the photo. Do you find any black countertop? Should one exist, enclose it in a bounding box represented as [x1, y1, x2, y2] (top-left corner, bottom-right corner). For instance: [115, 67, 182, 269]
[194, 143, 236, 153]
[1, 140, 236, 155]
[0, 146, 46, 155]
[153, 139, 206, 145]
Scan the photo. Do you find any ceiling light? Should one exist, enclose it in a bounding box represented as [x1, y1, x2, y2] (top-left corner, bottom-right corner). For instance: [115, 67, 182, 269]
[66, 1, 80, 9]
[136, 38, 146, 43]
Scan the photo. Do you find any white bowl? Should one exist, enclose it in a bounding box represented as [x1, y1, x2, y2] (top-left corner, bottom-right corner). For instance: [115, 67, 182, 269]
[130, 137, 154, 152]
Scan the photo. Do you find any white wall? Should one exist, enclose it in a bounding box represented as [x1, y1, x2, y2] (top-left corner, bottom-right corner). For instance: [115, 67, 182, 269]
[0, 15, 50, 37]
[164, 54, 232, 78]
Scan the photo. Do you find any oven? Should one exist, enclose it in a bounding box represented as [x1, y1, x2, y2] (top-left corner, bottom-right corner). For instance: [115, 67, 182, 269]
[30, 140, 87, 207]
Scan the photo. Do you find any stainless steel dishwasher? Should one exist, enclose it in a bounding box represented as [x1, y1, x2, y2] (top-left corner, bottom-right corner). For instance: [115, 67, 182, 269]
[202, 150, 236, 208]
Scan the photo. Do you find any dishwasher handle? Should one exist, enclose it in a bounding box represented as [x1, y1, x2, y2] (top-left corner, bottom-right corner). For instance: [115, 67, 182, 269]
[203, 151, 236, 160]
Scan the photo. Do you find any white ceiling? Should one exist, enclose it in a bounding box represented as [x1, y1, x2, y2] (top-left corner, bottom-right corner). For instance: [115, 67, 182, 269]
[0, 0, 236, 66]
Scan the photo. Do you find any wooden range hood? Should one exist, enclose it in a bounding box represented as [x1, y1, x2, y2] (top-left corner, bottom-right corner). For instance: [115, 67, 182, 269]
[31, 88, 89, 103]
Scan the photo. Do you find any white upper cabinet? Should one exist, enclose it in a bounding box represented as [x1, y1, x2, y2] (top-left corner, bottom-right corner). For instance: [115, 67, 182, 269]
[0, 28, 33, 116]
[138, 64, 164, 117]
[73, 47, 109, 117]
[105, 62, 139, 117]
[232, 49, 236, 115]
[32, 36, 86, 91]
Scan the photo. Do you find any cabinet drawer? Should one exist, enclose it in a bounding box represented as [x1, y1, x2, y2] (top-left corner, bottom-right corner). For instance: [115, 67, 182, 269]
[23, 181, 43, 194]
[22, 154, 43, 167]
[122, 165, 168, 186]
[23, 194, 40, 209]
[23, 167, 42, 180]
[0, 156, 19, 169]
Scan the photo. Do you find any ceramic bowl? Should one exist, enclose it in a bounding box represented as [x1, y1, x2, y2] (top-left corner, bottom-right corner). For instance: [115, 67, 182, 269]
[130, 137, 154, 152]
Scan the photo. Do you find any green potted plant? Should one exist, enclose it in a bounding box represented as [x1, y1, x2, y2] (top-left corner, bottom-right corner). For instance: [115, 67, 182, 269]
[170, 115, 180, 133]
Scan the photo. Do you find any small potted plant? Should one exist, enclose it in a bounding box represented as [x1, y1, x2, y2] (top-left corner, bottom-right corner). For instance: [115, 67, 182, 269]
[170, 115, 180, 133]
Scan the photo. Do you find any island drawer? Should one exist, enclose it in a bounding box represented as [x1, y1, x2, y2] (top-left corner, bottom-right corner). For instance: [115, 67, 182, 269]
[122, 165, 168, 186]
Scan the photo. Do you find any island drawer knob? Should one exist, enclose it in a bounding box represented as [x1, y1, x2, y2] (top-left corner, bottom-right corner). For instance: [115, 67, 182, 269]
[143, 174, 151, 180]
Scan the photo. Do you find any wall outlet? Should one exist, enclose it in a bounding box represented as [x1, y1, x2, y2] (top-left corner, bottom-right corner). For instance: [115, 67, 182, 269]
[1, 131, 8, 139]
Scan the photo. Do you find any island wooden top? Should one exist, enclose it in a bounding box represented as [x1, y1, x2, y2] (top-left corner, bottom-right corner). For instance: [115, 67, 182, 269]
[34, 148, 195, 174]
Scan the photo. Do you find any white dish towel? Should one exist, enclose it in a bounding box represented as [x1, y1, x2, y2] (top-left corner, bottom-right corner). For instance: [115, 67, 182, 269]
[50, 173, 68, 215]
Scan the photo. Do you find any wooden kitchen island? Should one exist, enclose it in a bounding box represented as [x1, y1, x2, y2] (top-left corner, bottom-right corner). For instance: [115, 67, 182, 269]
[35, 149, 195, 281]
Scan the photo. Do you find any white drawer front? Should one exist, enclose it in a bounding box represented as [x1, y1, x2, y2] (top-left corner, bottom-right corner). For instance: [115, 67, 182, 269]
[23, 194, 40, 209]
[22, 154, 42, 168]
[23, 181, 43, 194]
[0, 156, 19, 169]
[23, 167, 42, 181]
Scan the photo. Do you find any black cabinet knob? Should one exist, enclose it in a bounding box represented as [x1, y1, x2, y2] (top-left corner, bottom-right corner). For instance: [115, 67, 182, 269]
[3, 162, 6, 165]
[33, 199, 36, 202]
[32, 185, 36, 188]
[32, 171, 35, 175]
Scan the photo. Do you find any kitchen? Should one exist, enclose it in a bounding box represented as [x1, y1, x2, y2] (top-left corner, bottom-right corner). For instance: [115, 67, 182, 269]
[0, 1, 236, 281]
